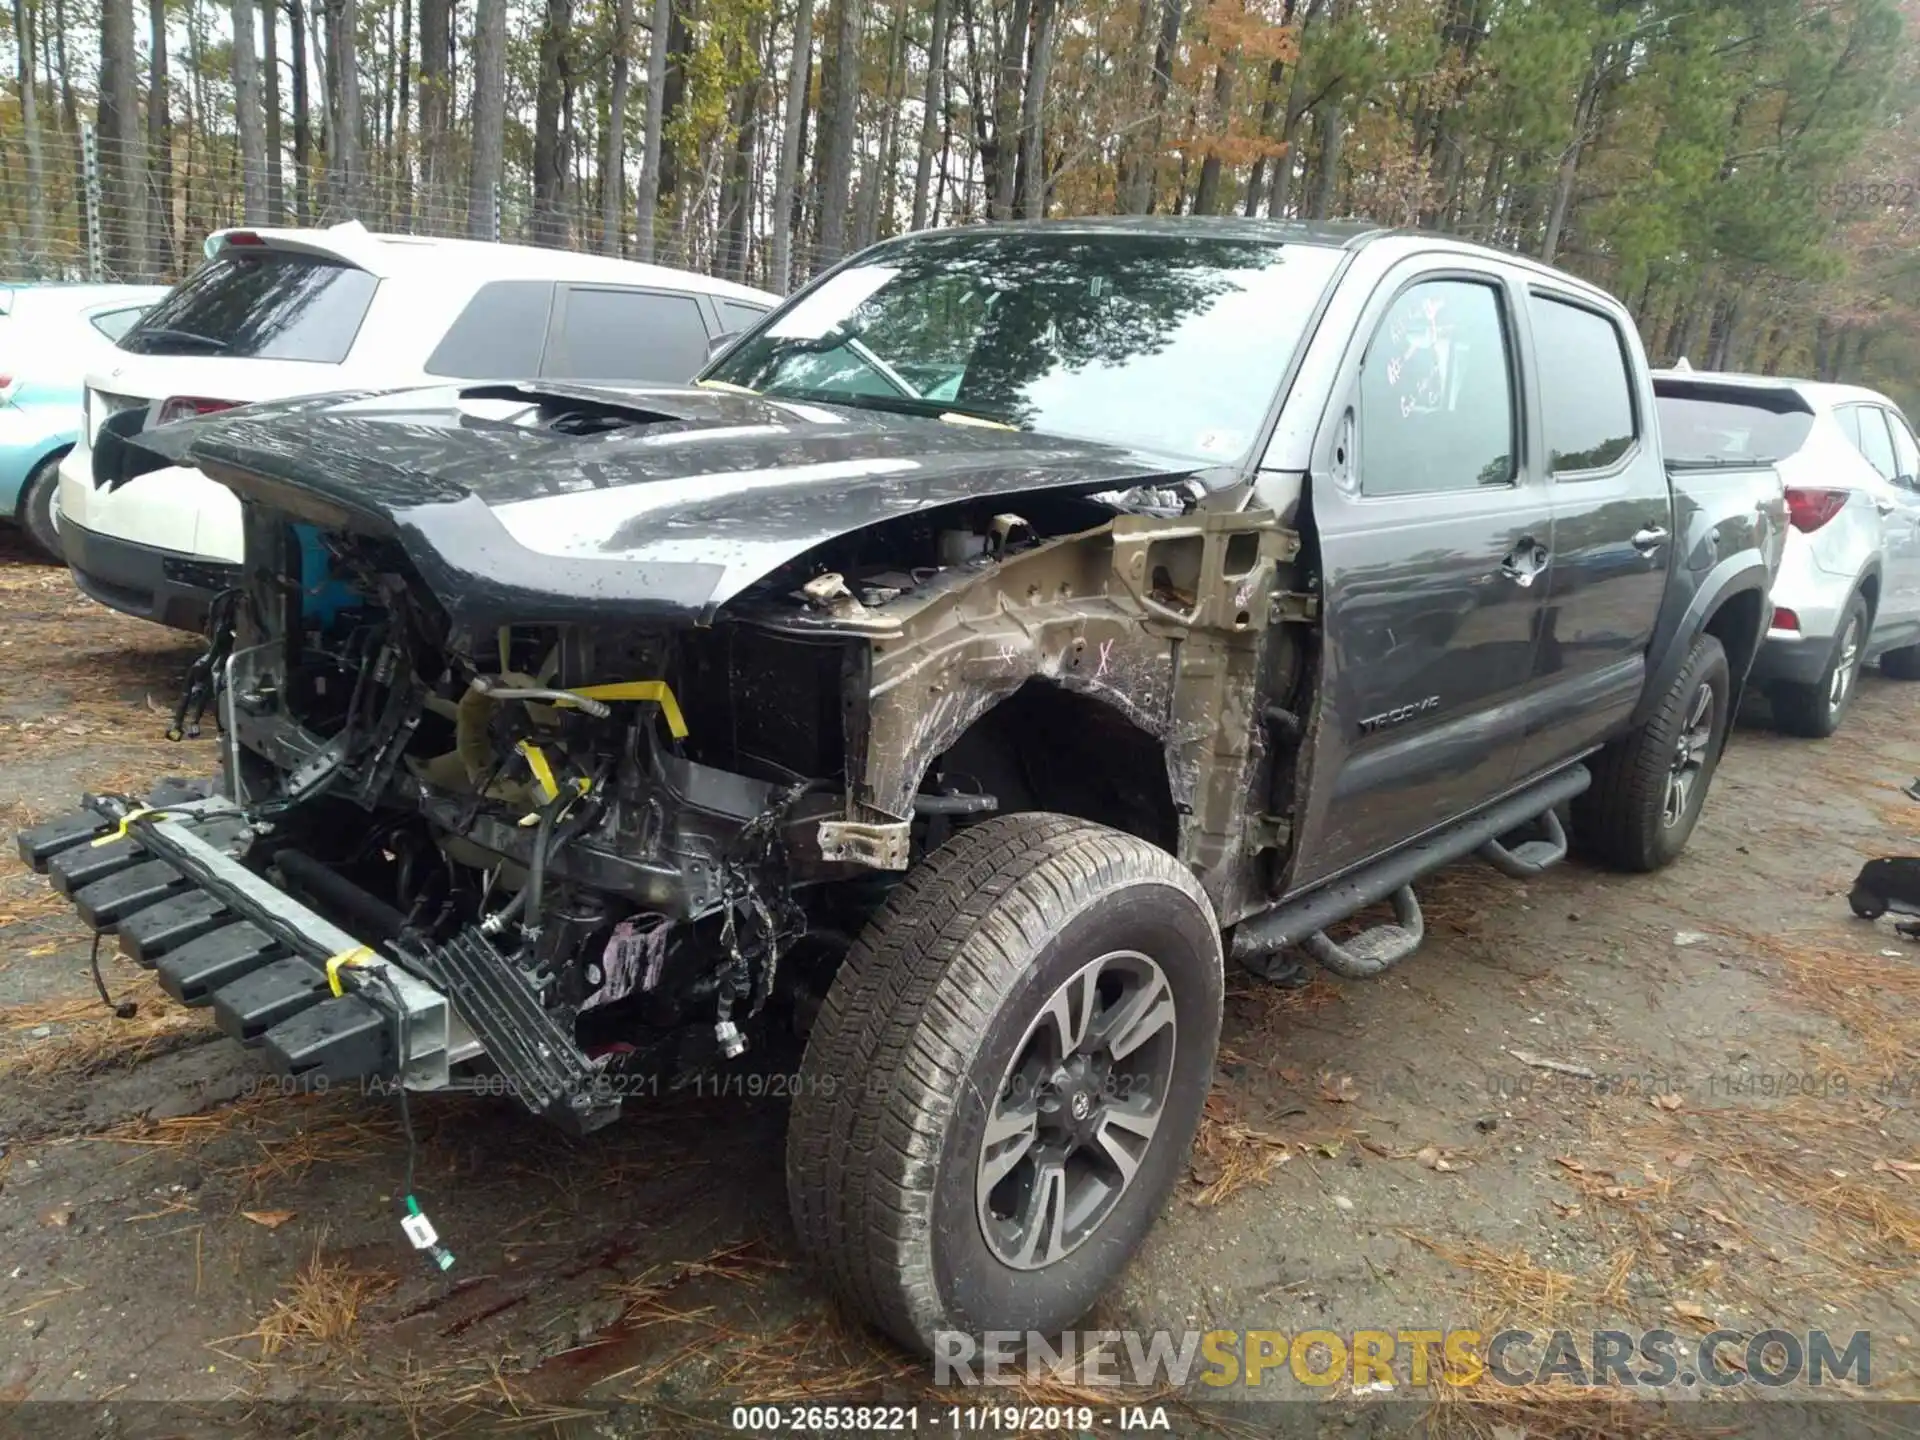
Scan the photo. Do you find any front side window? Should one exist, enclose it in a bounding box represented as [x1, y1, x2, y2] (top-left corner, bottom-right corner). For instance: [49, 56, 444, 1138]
[706, 231, 1347, 468]
[545, 288, 713, 382]
[1529, 293, 1636, 472]
[119, 251, 377, 362]
[1357, 278, 1516, 497]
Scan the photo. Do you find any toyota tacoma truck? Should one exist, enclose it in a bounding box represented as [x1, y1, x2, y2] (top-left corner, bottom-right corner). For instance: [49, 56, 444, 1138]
[17, 221, 1784, 1353]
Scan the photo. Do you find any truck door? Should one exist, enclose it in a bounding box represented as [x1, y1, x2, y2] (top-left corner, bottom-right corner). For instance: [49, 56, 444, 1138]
[1509, 288, 1672, 780]
[1288, 265, 1552, 891]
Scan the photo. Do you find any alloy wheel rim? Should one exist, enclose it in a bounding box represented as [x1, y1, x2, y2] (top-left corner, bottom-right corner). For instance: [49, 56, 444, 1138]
[1663, 682, 1714, 829]
[976, 950, 1177, 1270]
[1829, 617, 1862, 715]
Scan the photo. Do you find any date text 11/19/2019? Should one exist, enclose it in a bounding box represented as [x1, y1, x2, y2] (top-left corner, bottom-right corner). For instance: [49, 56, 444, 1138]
[729, 1405, 1171, 1431]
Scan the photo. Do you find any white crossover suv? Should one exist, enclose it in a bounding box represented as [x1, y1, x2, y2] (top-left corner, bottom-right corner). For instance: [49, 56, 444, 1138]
[1655, 368, 1920, 737]
[56, 222, 777, 631]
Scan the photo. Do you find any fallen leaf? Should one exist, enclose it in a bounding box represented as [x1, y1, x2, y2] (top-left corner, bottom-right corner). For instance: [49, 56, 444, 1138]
[242, 1210, 295, 1230]
[1673, 1300, 1714, 1324]
[1318, 1073, 1358, 1104]
[1415, 1145, 1455, 1173]
[1651, 1093, 1684, 1111]
[1600, 1185, 1630, 1200]
[40, 1207, 72, 1229]
[1550, 1200, 1583, 1217]
[1828, 1169, 1849, 1180]
[1278, 1067, 1305, 1086]
[1652, 1241, 1671, 1256]
[1313, 1141, 1343, 1159]
[1710, 1236, 1743, 1254]
[1701, 1206, 1738, 1227]
[1554, 1156, 1586, 1174]
[1667, 1149, 1696, 1169]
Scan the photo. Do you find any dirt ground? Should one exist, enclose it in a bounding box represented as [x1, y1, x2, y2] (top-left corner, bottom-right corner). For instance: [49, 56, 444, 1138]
[1, 530, 1917, 1438]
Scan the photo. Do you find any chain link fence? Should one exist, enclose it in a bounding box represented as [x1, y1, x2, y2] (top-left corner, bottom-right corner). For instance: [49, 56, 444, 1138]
[0, 125, 842, 294]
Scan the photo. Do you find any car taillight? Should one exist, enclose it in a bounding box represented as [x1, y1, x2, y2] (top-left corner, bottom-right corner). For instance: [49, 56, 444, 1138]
[153, 396, 238, 427]
[1784, 487, 1848, 533]
[0, 374, 15, 403]
[1773, 606, 1801, 632]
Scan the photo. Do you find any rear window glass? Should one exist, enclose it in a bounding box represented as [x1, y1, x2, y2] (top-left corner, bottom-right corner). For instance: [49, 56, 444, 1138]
[120, 251, 377, 362]
[1653, 382, 1815, 465]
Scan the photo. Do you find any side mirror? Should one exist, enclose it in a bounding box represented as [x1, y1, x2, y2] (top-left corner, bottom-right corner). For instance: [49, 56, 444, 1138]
[707, 330, 742, 361]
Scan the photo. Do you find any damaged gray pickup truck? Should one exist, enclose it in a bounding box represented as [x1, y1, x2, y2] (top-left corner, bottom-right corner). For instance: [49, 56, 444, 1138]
[20, 221, 1785, 1352]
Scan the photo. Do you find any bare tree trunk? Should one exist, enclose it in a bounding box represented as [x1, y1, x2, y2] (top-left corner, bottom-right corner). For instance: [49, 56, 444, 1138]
[1122, 0, 1182, 213]
[466, 0, 506, 237]
[290, 0, 311, 221]
[1540, 55, 1602, 265]
[768, 0, 812, 289]
[598, 0, 634, 254]
[718, 14, 765, 277]
[1193, 55, 1235, 215]
[98, 0, 148, 276]
[633, 0, 672, 259]
[911, 0, 950, 230]
[1308, 101, 1343, 219]
[988, 0, 1029, 217]
[418, 0, 451, 224]
[857, 0, 907, 246]
[1243, 55, 1286, 217]
[51, 0, 76, 133]
[233, 0, 271, 221]
[530, 0, 572, 246]
[146, 0, 173, 273]
[325, 0, 362, 217]
[13, 0, 44, 274]
[262, 0, 284, 220]
[812, 0, 861, 262]
[1017, 0, 1056, 220]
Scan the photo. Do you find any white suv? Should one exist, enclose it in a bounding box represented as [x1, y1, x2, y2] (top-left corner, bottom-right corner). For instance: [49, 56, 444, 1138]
[1655, 369, 1920, 737]
[56, 222, 777, 631]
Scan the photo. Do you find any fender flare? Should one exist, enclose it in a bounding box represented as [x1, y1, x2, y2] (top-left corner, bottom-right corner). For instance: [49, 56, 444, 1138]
[1631, 553, 1772, 729]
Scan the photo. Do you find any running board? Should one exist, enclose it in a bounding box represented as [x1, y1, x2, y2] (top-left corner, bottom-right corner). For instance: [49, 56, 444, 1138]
[1478, 807, 1571, 878]
[1232, 764, 1592, 964]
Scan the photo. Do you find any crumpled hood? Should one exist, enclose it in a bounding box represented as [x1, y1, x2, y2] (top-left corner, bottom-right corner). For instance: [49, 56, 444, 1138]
[134, 382, 1203, 627]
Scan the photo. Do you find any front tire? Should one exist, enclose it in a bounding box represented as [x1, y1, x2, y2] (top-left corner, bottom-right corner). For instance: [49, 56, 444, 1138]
[1770, 594, 1868, 737]
[786, 813, 1222, 1353]
[17, 452, 65, 560]
[1574, 633, 1731, 872]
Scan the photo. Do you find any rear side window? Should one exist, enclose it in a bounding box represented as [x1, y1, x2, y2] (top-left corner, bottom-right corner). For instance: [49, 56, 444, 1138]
[543, 287, 712, 383]
[1652, 382, 1814, 465]
[719, 299, 770, 333]
[119, 251, 377, 362]
[1528, 293, 1636, 472]
[1358, 278, 1516, 497]
[1848, 405, 1898, 478]
[89, 306, 148, 342]
[424, 280, 554, 378]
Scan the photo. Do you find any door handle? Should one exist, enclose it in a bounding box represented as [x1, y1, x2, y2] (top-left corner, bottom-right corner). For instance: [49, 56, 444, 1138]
[1632, 525, 1669, 552]
[1500, 541, 1550, 587]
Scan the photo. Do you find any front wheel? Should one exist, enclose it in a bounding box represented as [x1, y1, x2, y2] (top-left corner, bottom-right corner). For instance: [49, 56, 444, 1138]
[786, 813, 1222, 1353]
[1574, 633, 1731, 872]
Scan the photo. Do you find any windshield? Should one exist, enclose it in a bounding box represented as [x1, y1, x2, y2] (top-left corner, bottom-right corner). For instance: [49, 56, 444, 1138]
[120, 251, 378, 362]
[705, 230, 1346, 466]
[1654, 382, 1815, 466]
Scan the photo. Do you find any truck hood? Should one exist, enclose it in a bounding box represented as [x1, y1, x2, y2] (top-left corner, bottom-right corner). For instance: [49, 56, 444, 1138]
[132, 381, 1205, 627]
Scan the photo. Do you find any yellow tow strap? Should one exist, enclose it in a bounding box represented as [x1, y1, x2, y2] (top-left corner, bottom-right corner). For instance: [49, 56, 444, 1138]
[555, 680, 689, 739]
[92, 807, 168, 847]
[325, 946, 374, 997]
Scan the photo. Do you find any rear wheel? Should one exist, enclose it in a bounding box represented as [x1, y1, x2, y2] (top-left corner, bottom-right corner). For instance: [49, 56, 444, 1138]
[786, 813, 1222, 1353]
[1574, 633, 1730, 872]
[1770, 595, 1868, 737]
[16, 453, 64, 560]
